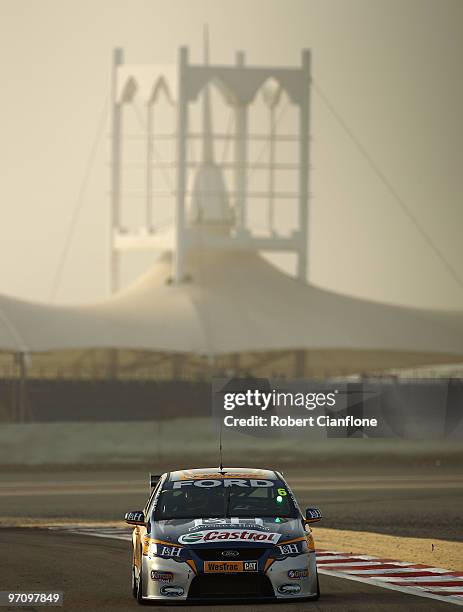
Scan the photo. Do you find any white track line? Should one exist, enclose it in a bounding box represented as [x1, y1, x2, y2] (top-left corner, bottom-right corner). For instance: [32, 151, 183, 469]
[339, 567, 454, 575]
[320, 568, 463, 606]
[318, 561, 417, 568]
[374, 576, 463, 583]
[55, 528, 463, 607]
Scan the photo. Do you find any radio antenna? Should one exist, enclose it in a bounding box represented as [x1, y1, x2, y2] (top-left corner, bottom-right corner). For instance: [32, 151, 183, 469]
[216, 379, 227, 474]
[219, 417, 225, 473]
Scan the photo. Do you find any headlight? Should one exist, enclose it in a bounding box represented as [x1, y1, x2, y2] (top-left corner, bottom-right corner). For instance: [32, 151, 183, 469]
[143, 538, 183, 559]
[143, 537, 158, 556]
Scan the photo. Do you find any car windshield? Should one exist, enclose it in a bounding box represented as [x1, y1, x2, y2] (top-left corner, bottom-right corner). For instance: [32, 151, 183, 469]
[153, 480, 298, 521]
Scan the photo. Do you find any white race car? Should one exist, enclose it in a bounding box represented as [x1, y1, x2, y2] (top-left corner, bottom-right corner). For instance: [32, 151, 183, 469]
[125, 467, 322, 603]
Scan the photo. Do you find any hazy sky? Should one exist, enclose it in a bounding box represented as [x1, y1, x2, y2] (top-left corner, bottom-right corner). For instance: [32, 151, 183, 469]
[0, 0, 462, 309]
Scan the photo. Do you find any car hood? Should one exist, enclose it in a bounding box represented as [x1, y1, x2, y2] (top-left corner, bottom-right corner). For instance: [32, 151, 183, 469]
[149, 516, 304, 547]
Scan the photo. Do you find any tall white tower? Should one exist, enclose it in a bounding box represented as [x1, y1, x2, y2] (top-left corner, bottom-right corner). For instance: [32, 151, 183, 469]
[109, 40, 311, 290]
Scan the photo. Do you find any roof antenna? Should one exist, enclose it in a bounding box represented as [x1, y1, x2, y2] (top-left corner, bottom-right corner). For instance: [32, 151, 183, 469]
[219, 419, 225, 474]
[218, 397, 226, 474]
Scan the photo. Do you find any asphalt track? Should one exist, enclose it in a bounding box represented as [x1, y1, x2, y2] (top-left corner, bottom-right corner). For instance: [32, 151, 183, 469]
[1, 468, 462, 610]
[0, 529, 458, 611]
[1, 468, 462, 541]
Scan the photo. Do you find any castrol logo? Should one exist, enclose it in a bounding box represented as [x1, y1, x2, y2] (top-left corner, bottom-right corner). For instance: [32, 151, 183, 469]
[178, 529, 281, 545]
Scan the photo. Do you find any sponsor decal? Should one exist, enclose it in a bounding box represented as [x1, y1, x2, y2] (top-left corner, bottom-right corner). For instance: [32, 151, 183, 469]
[151, 570, 173, 582]
[143, 538, 183, 557]
[278, 584, 301, 594]
[288, 569, 308, 579]
[159, 585, 184, 597]
[172, 479, 274, 489]
[306, 508, 322, 520]
[278, 543, 300, 555]
[125, 511, 144, 523]
[204, 561, 258, 573]
[192, 517, 265, 528]
[160, 545, 182, 557]
[151, 476, 165, 511]
[244, 561, 258, 572]
[179, 532, 204, 544]
[179, 471, 267, 480]
[222, 550, 239, 558]
[178, 529, 281, 545]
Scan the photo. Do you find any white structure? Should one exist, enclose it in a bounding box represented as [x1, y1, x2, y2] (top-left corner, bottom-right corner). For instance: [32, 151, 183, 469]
[109, 37, 310, 290]
[0, 42, 462, 380]
[1, 248, 463, 364]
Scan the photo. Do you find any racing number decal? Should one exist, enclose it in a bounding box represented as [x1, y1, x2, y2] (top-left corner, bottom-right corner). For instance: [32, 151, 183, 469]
[277, 488, 287, 496]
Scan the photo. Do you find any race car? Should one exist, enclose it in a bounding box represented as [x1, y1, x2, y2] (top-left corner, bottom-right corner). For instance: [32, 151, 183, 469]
[125, 467, 322, 603]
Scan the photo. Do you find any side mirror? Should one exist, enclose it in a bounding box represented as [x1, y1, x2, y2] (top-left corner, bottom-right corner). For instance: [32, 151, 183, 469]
[305, 507, 322, 523]
[125, 510, 145, 526]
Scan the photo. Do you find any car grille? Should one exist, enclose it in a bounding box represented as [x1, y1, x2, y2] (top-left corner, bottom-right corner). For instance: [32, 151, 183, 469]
[192, 547, 268, 561]
[188, 574, 275, 599]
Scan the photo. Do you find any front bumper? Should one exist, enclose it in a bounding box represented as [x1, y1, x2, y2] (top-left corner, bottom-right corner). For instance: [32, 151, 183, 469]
[140, 551, 318, 601]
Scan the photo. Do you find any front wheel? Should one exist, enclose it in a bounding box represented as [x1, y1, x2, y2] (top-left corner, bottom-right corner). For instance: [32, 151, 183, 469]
[137, 564, 148, 605]
[313, 572, 320, 600]
[131, 566, 137, 599]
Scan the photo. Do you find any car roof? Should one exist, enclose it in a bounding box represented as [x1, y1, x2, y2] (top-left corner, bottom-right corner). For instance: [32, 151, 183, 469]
[168, 467, 279, 481]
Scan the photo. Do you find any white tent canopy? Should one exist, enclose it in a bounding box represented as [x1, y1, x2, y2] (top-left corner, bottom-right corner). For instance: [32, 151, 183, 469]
[2, 48, 461, 374]
[1, 249, 462, 370]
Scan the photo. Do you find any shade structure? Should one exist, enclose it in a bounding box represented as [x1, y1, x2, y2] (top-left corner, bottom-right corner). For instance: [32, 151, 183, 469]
[0, 249, 462, 372]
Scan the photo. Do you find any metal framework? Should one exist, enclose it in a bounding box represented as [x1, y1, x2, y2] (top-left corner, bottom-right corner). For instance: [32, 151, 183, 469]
[109, 44, 311, 291]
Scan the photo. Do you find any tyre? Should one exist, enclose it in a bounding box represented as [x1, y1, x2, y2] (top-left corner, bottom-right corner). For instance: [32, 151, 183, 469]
[131, 566, 137, 599]
[313, 572, 320, 601]
[137, 563, 148, 605]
